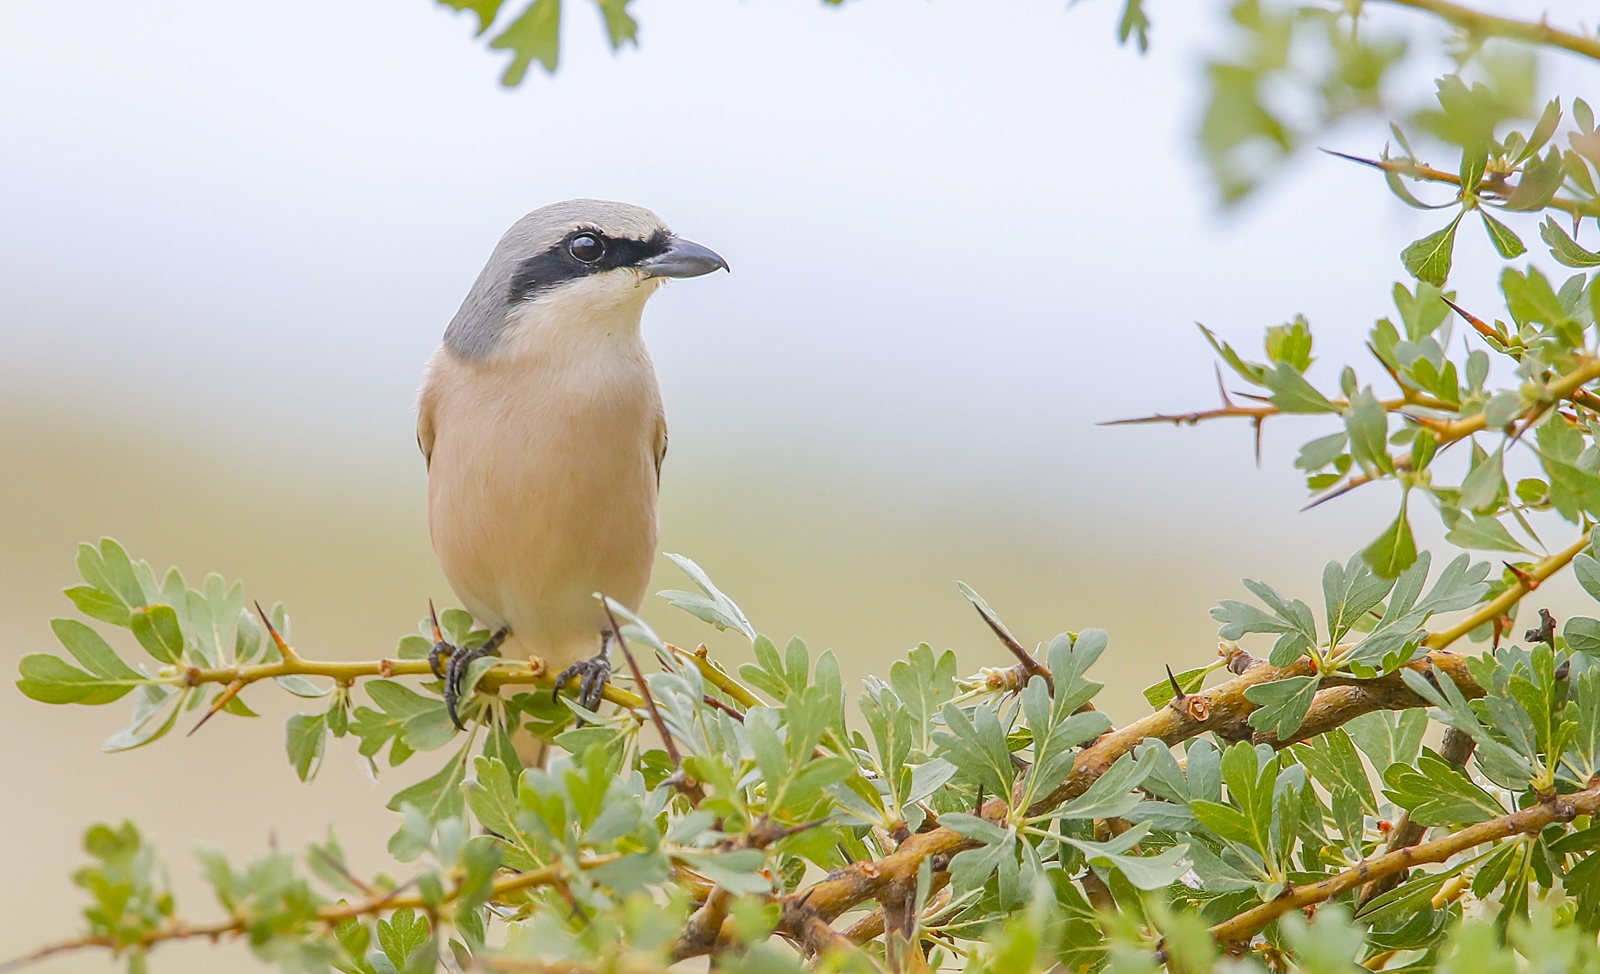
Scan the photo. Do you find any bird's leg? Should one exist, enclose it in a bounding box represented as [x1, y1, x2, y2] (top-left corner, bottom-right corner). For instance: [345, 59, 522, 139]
[443, 626, 510, 731]
[426, 601, 454, 680]
[553, 631, 614, 714]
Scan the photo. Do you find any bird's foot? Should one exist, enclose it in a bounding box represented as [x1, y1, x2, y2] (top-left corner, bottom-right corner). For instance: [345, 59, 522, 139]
[554, 650, 613, 714]
[442, 627, 510, 731]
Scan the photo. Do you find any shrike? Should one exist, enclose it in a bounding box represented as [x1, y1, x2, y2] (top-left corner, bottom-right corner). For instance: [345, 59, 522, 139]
[418, 200, 727, 729]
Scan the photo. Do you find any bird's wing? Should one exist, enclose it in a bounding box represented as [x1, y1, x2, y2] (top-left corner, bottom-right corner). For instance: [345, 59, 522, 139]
[654, 416, 668, 486]
[417, 378, 439, 469]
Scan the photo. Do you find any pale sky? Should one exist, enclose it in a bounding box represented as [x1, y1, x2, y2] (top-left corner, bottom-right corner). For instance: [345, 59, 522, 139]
[0, 0, 1593, 552]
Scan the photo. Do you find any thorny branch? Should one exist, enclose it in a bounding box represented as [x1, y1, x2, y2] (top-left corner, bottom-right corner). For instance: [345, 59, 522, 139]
[1210, 781, 1600, 945]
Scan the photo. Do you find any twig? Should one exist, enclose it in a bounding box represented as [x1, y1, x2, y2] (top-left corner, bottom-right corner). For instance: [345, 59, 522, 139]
[187, 679, 244, 736]
[1210, 783, 1600, 944]
[1423, 534, 1590, 649]
[602, 598, 705, 804]
[4, 855, 623, 970]
[1373, 0, 1600, 66]
[960, 587, 1053, 693]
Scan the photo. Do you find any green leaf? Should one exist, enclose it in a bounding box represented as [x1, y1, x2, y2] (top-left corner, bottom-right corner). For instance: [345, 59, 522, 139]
[386, 751, 470, 858]
[377, 908, 430, 970]
[1245, 675, 1321, 739]
[1345, 387, 1390, 472]
[942, 812, 1011, 846]
[16, 653, 136, 705]
[64, 585, 131, 627]
[1383, 748, 1503, 826]
[1263, 362, 1336, 414]
[128, 605, 184, 665]
[1142, 665, 1209, 709]
[1323, 554, 1395, 646]
[1564, 616, 1600, 656]
[1265, 316, 1314, 372]
[1197, 323, 1265, 385]
[1480, 211, 1526, 258]
[1402, 211, 1463, 286]
[1574, 553, 1600, 602]
[53, 619, 141, 684]
[1117, 0, 1150, 53]
[1459, 447, 1506, 514]
[1054, 749, 1154, 820]
[593, 0, 638, 48]
[658, 553, 755, 640]
[676, 849, 773, 895]
[103, 685, 187, 752]
[286, 712, 327, 782]
[437, 0, 505, 35]
[1445, 512, 1530, 553]
[1293, 729, 1376, 814]
[1363, 498, 1418, 578]
[1540, 217, 1600, 267]
[934, 703, 1015, 798]
[489, 0, 561, 85]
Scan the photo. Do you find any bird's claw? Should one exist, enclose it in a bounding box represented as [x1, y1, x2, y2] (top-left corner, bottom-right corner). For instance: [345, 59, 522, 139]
[554, 654, 612, 714]
[440, 627, 509, 731]
[427, 639, 453, 680]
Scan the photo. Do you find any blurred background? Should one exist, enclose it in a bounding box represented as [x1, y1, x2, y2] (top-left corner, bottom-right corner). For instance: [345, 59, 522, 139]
[2, 0, 1596, 968]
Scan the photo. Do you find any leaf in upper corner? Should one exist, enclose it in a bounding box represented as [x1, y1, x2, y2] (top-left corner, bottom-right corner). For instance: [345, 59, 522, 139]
[438, 0, 506, 34]
[490, 0, 561, 85]
[594, 0, 638, 48]
[1402, 212, 1463, 287]
[1540, 217, 1600, 268]
[658, 553, 755, 640]
[1116, 0, 1151, 52]
[1245, 675, 1321, 740]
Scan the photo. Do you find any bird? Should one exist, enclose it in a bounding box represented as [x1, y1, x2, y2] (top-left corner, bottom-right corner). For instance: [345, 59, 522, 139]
[416, 199, 728, 734]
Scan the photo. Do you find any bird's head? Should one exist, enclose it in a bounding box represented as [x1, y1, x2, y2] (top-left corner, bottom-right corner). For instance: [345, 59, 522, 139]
[443, 199, 728, 361]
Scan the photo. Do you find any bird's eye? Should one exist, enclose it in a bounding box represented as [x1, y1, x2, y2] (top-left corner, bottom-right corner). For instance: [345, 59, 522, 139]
[569, 234, 605, 263]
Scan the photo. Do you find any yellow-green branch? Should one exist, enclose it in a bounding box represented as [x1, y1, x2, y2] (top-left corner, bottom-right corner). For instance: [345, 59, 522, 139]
[176, 655, 644, 710]
[1423, 533, 1591, 650]
[1374, 0, 1600, 65]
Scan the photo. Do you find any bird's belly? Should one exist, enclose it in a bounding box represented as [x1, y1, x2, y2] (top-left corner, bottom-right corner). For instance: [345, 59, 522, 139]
[427, 394, 659, 669]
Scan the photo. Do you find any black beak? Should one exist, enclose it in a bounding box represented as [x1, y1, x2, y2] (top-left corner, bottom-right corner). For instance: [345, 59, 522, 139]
[638, 237, 729, 279]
